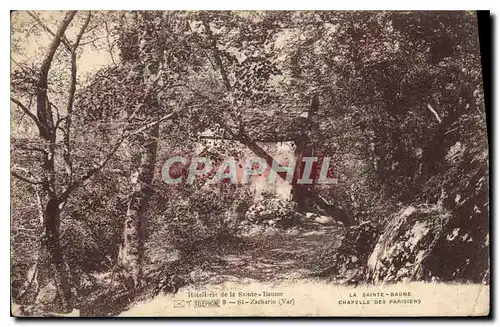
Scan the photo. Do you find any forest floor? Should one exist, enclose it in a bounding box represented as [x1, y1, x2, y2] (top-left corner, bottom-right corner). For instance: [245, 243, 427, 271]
[193, 224, 344, 283]
[12, 222, 346, 317]
[121, 223, 345, 316]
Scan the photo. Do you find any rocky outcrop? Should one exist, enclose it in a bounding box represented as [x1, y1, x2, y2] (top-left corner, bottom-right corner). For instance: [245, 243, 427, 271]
[365, 204, 488, 284]
[366, 205, 447, 283]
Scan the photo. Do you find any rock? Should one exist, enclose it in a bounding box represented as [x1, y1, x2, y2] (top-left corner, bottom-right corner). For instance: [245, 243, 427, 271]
[313, 215, 336, 226]
[366, 205, 451, 283]
[245, 198, 298, 224]
[263, 227, 279, 236]
[305, 212, 318, 219]
[286, 228, 300, 236]
[301, 212, 344, 227]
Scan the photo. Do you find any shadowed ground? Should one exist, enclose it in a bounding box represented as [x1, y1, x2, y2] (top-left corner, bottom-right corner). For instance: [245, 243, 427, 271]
[187, 225, 345, 285]
[117, 224, 348, 316]
[11, 224, 345, 317]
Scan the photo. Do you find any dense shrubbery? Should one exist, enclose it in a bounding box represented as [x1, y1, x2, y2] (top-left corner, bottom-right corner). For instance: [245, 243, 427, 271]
[146, 185, 253, 261]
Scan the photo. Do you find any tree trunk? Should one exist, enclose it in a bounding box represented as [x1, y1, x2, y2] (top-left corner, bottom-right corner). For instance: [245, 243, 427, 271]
[36, 11, 76, 140]
[35, 197, 73, 312]
[291, 94, 318, 210]
[29, 12, 76, 312]
[119, 123, 159, 287]
[291, 135, 311, 211]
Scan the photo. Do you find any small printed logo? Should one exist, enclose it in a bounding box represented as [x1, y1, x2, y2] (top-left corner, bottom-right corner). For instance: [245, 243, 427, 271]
[174, 300, 185, 308]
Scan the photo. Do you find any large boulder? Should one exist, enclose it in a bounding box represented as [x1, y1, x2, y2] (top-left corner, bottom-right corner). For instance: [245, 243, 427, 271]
[365, 204, 488, 284]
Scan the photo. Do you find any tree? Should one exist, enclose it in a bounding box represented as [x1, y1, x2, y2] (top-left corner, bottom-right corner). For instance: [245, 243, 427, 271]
[76, 11, 202, 287]
[12, 10, 90, 312]
[177, 11, 354, 224]
[10, 10, 176, 310]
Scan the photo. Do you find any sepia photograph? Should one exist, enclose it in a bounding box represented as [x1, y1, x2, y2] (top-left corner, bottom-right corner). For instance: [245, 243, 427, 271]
[10, 10, 490, 317]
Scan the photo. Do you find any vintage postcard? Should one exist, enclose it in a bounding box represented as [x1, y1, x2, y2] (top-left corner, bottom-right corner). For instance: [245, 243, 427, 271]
[10, 10, 489, 317]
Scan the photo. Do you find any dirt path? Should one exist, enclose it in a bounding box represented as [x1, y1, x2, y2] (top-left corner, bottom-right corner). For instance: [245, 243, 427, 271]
[189, 225, 345, 285]
[118, 224, 345, 316]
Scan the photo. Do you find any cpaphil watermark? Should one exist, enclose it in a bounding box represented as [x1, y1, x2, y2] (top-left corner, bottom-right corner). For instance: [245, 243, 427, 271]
[161, 156, 337, 185]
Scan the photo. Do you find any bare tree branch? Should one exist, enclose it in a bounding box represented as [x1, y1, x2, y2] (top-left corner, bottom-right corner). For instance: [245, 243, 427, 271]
[426, 103, 442, 123]
[201, 18, 231, 91]
[59, 107, 183, 201]
[63, 11, 92, 184]
[104, 20, 117, 66]
[10, 97, 43, 129]
[200, 16, 248, 136]
[36, 10, 77, 141]
[73, 12, 92, 50]
[27, 11, 73, 52]
[11, 171, 44, 185]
